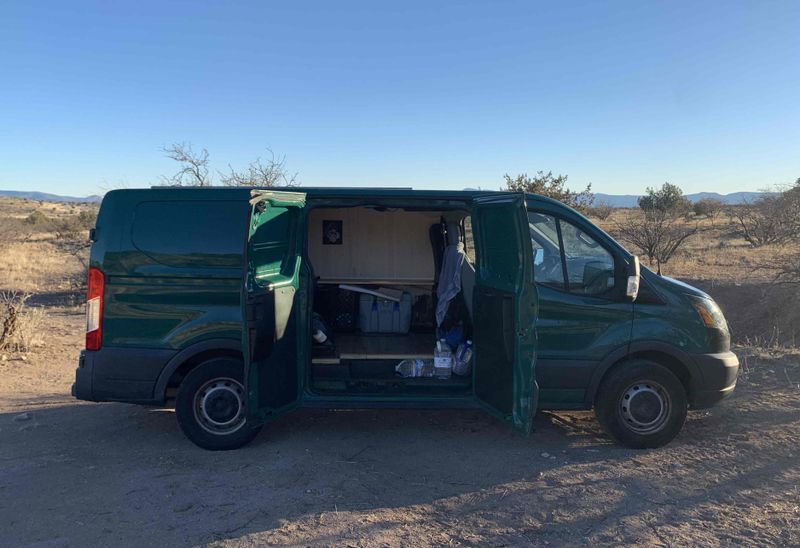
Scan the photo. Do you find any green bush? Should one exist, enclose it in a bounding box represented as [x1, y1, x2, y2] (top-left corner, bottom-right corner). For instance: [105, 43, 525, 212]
[25, 211, 50, 226]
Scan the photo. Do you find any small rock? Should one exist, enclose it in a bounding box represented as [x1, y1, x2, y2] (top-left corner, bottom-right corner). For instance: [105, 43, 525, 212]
[540, 452, 550, 458]
[13, 412, 31, 422]
[1, 354, 7, 361]
[174, 502, 194, 513]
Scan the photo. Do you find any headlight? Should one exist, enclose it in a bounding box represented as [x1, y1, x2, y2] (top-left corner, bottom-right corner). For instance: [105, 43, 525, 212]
[688, 296, 728, 330]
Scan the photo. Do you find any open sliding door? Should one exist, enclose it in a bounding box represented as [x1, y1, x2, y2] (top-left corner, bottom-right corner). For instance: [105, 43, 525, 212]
[243, 190, 307, 424]
[471, 193, 538, 434]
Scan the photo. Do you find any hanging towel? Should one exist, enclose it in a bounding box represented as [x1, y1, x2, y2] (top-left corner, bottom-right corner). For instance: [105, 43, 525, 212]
[435, 221, 466, 326]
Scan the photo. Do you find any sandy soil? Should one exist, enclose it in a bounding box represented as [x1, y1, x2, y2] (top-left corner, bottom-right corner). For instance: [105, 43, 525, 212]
[1, 311, 799, 547]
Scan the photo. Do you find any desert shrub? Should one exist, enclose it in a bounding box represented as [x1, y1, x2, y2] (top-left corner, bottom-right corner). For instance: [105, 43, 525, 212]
[731, 201, 785, 247]
[0, 216, 32, 248]
[732, 182, 800, 247]
[10, 306, 45, 351]
[0, 292, 44, 352]
[503, 171, 594, 211]
[51, 216, 92, 272]
[765, 247, 800, 285]
[76, 210, 97, 229]
[693, 198, 724, 221]
[638, 182, 692, 215]
[588, 201, 614, 220]
[614, 209, 697, 274]
[25, 210, 51, 226]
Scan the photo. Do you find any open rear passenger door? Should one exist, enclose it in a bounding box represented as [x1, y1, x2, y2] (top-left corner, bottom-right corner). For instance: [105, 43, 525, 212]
[471, 193, 538, 434]
[243, 190, 307, 424]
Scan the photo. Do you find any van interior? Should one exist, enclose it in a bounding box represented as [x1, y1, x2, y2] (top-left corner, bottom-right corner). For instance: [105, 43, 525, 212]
[306, 206, 475, 395]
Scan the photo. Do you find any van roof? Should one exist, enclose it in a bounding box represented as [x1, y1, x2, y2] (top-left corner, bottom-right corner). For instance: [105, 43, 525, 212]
[146, 185, 494, 197]
[138, 185, 569, 205]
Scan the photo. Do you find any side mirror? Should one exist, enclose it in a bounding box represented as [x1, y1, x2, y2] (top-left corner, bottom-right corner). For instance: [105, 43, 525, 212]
[625, 255, 640, 301]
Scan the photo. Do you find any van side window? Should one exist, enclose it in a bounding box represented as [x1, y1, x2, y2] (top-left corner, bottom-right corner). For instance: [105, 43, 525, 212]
[132, 201, 248, 268]
[528, 211, 615, 297]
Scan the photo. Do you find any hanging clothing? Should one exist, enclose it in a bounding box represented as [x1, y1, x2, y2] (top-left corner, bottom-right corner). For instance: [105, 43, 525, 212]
[435, 221, 466, 327]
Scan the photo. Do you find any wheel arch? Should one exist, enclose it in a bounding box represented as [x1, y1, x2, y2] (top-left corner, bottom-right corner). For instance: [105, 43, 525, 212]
[585, 341, 701, 407]
[153, 339, 243, 405]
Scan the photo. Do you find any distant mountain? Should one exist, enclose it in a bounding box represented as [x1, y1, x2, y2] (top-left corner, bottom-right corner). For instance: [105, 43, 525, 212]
[0, 190, 102, 203]
[594, 191, 775, 208]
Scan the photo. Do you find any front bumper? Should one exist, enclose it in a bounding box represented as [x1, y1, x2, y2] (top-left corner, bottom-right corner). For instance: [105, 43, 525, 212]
[690, 350, 740, 409]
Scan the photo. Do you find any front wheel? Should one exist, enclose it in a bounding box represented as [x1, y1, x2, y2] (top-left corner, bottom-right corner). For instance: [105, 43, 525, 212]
[175, 358, 262, 450]
[595, 359, 688, 449]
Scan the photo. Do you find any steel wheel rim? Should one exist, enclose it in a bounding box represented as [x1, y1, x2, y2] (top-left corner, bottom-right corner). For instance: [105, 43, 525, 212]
[193, 377, 246, 436]
[618, 380, 671, 435]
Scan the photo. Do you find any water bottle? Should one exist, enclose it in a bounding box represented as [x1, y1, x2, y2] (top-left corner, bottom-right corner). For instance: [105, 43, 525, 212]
[396, 359, 421, 378]
[396, 359, 433, 378]
[434, 339, 453, 379]
[454, 340, 473, 376]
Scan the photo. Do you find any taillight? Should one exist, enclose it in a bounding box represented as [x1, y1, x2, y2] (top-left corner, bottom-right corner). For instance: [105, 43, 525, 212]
[86, 267, 104, 350]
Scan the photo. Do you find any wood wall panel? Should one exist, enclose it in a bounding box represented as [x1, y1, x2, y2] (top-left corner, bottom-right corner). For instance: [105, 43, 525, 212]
[308, 207, 440, 283]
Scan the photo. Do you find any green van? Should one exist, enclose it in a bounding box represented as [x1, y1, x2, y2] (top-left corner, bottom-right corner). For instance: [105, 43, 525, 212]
[73, 187, 739, 450]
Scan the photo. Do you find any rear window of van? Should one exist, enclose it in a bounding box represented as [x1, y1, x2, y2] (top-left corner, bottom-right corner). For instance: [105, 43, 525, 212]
[132, 200, 248, 268]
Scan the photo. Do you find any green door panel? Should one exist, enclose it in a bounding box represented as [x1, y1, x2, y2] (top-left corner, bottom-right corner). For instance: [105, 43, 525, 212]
[243, 190, 307, 423]
[471, 193, 538, 434]
[103, 276, 242, 348]
[526, 205, 634, 407]
[535, 286, 633, 403]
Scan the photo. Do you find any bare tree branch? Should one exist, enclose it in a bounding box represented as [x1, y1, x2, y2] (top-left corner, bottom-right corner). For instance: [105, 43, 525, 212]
[219, 149, 299, 187]
[614, 208, 697, 275]
[161, 142, 212, 187]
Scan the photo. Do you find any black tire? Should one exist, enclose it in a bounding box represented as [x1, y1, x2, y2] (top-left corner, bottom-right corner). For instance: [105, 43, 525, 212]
[175, 358, 262, 451]
[594, 359, 688, 449]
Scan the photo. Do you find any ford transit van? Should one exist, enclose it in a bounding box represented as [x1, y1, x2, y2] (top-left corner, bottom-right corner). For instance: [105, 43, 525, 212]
[73, 187, 739, 450]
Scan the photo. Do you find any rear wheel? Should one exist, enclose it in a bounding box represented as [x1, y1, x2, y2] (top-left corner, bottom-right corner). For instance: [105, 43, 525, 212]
[595, 359, 687, 449]
[175, 358, 262, 450]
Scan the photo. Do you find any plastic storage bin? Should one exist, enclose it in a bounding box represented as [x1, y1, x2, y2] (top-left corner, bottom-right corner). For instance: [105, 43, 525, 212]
[359, 293, 413, 333]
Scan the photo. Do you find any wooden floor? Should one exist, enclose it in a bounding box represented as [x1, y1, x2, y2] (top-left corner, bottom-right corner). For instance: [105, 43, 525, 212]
[312, 333, 435, 363]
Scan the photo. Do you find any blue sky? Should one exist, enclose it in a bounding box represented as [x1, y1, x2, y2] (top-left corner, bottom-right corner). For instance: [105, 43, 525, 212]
[1, 1, 798, 196]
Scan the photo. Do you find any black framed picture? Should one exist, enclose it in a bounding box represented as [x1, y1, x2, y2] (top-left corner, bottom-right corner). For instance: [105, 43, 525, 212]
[322, 220, 343, 245]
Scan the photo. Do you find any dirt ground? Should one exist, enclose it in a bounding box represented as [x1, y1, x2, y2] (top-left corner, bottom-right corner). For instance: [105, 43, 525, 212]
[1, 310, 799, 547]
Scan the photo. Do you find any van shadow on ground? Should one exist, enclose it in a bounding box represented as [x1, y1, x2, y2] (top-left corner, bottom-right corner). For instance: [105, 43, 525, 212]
[2, 369, 798, 547]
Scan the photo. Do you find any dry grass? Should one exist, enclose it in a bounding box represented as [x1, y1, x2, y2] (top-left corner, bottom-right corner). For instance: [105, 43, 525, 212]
[596, 209, 799, 283]
[0, 197, 96, 293]
[0, 241, 85, 293]
[0, 198, 96, 352]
